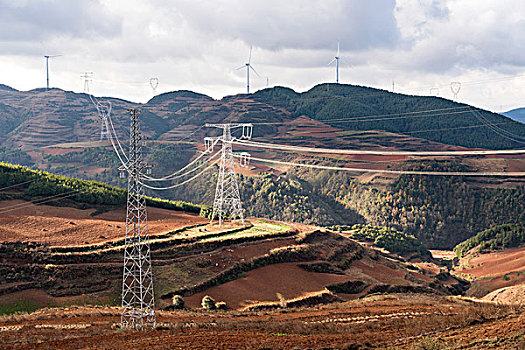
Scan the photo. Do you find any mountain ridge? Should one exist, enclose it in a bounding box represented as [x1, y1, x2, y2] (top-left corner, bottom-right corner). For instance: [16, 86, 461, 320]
[1, 82, 524, 150]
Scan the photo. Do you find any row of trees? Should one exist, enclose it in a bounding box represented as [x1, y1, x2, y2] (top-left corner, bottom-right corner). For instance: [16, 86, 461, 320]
[0, 162, 204, 214]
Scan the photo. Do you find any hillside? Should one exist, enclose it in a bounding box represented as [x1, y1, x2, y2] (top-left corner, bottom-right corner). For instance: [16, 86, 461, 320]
[451, 225, 525, 297]
[1, 84, 525, 251]
[0, 162, 205, 214]
[1, 83, 524, 150]
[254, 84, 525, 149]
[454, 224, 525, 258]
[0, 155, 523, 350]
[503, 107, 525, 124]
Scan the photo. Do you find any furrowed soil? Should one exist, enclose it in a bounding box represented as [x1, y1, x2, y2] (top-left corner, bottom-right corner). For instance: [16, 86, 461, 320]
[0, 295, 522, 349]
[456, 247, 525, 295]
[0, 200, 207, 246]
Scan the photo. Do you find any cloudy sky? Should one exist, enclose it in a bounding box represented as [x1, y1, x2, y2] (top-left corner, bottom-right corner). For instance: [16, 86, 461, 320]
[1, 0, 525, 111]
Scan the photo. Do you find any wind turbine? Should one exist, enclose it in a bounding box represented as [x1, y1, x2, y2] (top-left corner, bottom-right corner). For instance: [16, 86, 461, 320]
[328, 42, 340, 84]
[236, 46, 260, 94]
[44, 55, 62, 90]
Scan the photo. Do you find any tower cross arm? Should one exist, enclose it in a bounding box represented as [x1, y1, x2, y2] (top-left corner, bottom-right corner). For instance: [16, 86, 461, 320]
[205, 123, 252, 129]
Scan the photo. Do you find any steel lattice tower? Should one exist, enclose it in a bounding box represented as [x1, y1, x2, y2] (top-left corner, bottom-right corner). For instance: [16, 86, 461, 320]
[95, 100, 110, 141]
[205, 123, 252, 227]
[121, 109, 156, 330]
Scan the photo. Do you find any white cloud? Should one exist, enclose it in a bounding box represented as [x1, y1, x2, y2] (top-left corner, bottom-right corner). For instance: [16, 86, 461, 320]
[0, 0, 525, 112]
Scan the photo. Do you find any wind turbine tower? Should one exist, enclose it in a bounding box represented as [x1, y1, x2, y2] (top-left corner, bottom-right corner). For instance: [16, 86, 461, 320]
[44, 55, 61, 90]
[237, 46, 260, 94]
[328, 43, 340, 84]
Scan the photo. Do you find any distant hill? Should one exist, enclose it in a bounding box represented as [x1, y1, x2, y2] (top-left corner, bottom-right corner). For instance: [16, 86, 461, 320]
[0, 83, 524, 150]
[502, 108, 525, 124]
[253, 84, 525, 149]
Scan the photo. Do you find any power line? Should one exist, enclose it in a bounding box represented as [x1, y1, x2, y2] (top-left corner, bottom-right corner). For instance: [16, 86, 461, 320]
[0, 188, 87, 215]
[233, 139, 525, 156]
[142, 139, 220, 181]
[242, 155, 525, 177]
[139, 161, 217, 191]
[468, 108, 525, 144]
[404, 121, 517, 134]
[250, 106, 473, 125]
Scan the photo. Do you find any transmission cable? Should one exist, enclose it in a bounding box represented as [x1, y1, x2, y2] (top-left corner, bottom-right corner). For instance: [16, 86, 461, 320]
[0, 188, 88, 214]
[250, 106, 473, 126]
[241, 155, 525, 177]
[141, 149, 221, 182]
[141, 139, 220, 181]
[139, 162, 218, 190]
[233, 139, 525, 156]
[468, 108, 525, 144]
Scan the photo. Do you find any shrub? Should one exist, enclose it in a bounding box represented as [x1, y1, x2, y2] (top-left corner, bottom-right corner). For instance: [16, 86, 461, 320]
[412, 336, 446, 350]
[171, 295, 184, 309]
[201, 295, 216, 310]
[215, 301, 227, 310]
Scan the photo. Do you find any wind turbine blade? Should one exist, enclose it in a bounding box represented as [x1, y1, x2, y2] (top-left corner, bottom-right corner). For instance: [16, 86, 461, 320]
[250, 65, 260, 77]
[337, 42, 340, 56]
[328, 58, 336, 65]
[248, 46, 252, 64]
[236, 65, 245, 70]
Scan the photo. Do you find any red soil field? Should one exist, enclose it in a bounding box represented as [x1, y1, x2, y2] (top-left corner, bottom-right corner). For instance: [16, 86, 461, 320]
[348, 258, 407, 284]
[456, 247, 525, 278]
[0, 295, 522, 349]
[0, 200, 207, 246]
[185, 262, 350, 309]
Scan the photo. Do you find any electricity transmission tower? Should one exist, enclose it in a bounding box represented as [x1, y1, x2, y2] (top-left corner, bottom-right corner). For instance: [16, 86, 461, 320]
[120, 109, 156, 330]
[149, 78, 159, 96]
[205, 123, 252, 227]
[450, 81, 461, 100]
[81, 72, 93, 93]
[95, 101, 111, 141]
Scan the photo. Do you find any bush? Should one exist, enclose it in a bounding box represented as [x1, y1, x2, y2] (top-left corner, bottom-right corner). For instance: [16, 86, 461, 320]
[215, 301, 227, 310]
[171, 295, 184, 309]
[412, 336, 447, 350]
[201, 295, 216, 310]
